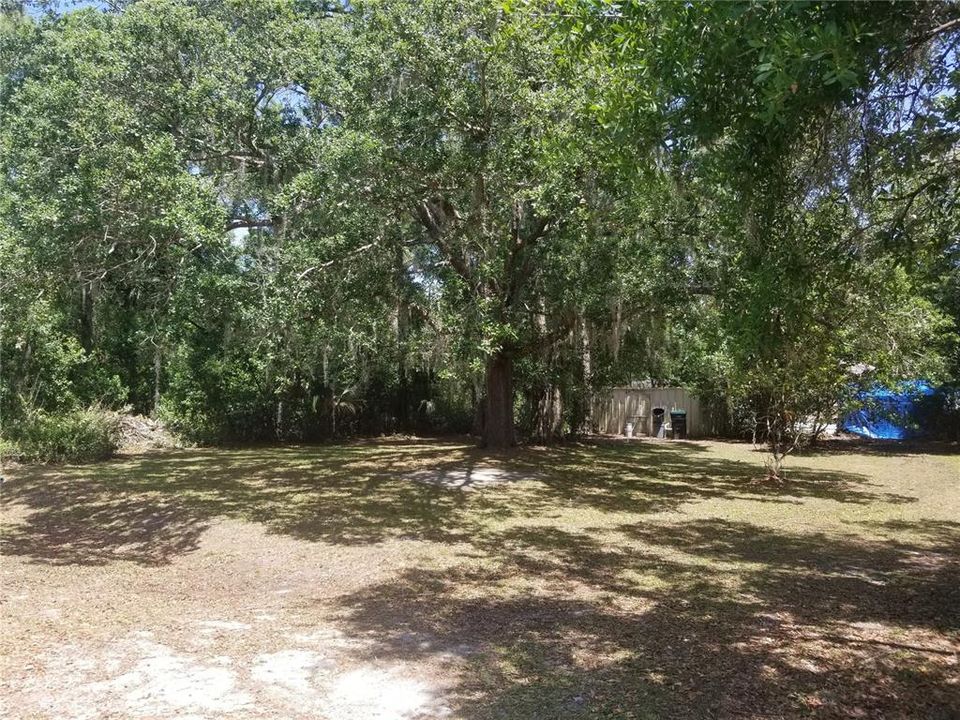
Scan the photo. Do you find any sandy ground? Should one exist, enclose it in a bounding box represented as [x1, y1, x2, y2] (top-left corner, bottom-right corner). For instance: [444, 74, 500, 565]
[1, 518, 467, 720]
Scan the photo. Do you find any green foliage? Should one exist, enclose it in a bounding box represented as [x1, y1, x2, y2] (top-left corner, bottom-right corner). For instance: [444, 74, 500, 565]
[0, 434, 17, 462]
[1, 0, 958, 459]
[916, 387, 960, 441]
[555, 0, 959, 471]
[5, 407, 120, 463]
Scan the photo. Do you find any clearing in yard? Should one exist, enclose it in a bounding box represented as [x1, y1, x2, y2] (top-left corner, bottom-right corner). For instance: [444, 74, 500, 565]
[1, 438, 958, 719]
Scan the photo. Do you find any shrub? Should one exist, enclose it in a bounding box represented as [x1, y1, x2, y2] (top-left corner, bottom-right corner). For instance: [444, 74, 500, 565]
[0, 435, 19, 463]
[6, 407, 120, 463]
[916, 386, 960, 441]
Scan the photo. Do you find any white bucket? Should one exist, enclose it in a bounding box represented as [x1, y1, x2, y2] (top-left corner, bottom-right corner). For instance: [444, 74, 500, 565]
[625, 421, 634, 438]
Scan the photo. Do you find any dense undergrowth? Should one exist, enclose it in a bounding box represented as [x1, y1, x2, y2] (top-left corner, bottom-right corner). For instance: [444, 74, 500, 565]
[1, 407, 120, 464]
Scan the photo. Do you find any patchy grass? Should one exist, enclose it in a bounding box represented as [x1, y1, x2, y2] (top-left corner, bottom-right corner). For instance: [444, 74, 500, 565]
[1, 438, 958, 719]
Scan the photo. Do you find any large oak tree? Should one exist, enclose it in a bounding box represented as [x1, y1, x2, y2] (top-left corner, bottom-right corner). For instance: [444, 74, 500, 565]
[320, 0, 597, 446]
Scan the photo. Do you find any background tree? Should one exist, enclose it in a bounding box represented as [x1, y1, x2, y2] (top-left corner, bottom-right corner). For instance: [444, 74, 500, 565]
[2, 0, 958, 463]
[557, 0, 959, 475]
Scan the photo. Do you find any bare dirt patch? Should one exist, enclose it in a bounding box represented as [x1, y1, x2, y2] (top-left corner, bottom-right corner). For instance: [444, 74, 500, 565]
[403, 466, 534, 491]
[1, 521, 461, 720]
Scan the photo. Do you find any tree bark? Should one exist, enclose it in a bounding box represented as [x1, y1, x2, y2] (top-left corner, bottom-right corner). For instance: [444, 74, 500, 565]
[79, 280, 97, 352]
[483, 350, 515, 448]
[611, 295, 622, 363]
[393, 244, 410, 430]
[471, 380, 485, 437]
[532, 383, 562, 442]
[579, 311, 593, 433]
[152, 343, 162, 416]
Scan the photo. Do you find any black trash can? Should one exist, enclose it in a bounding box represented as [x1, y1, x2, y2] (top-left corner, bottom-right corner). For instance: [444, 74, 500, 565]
[652, 408, 666, 438]
[670, 410, 687, 440]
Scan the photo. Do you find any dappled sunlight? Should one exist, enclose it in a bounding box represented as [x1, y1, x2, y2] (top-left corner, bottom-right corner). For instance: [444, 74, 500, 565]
[3, 439, 959, 717]
[3, 438, 924, 568]
[330, 520, 959, 717]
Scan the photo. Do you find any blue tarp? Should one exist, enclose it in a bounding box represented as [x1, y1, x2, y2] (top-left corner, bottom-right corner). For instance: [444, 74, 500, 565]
[840, 381, 936, 440]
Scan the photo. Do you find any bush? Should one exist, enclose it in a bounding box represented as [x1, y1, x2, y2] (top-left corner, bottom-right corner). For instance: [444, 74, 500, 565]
[0, 436, 18, 463]
[916, 386, 960, 441]
[4, 407, 121, 463]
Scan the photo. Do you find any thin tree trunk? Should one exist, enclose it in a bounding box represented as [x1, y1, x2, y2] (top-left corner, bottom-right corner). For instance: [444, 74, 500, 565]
[549, 384, 562, 438]
[530, 303, 550, 443]
[580, 311, 592, 433]
[393, 247, 409, 429]
[80, 280, 97, 352]
[331, 391, 337, 437]
[483, 350, 514, 448]
[322, 345, 332, 437]
[152, 343, 162, 416]
[611, 296, 622, 363]
[471, 380, 484, 437]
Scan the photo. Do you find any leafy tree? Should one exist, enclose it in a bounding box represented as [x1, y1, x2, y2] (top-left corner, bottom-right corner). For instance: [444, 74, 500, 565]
[559, 0, 959, 475]
[2, 0, 958, 463]
[308, 0, 607, 446]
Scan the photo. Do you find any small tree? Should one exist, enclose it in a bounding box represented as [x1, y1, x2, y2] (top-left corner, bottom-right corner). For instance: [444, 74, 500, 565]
[722, 196, 953, 481]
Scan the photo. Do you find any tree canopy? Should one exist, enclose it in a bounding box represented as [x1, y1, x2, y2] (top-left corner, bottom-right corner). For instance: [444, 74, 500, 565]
[1, 0, 958, 460]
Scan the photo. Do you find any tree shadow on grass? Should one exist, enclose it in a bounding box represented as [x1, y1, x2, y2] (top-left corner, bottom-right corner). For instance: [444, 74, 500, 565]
[508, 442, 917, 510]
[330, 518, 960, 719]
[794, 437, 960, 458]
[3, 440, 956, 716]
[0, 440, 908, 567]
[617, 519, 960, 632]
[1, 442, 479, 565]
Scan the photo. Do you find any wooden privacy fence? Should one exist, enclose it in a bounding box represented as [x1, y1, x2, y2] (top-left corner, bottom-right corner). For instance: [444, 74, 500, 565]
[593, 386, 703, 437]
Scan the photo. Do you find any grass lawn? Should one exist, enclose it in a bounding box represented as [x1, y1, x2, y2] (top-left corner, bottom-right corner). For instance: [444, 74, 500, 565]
[1, 438, 958, 719]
